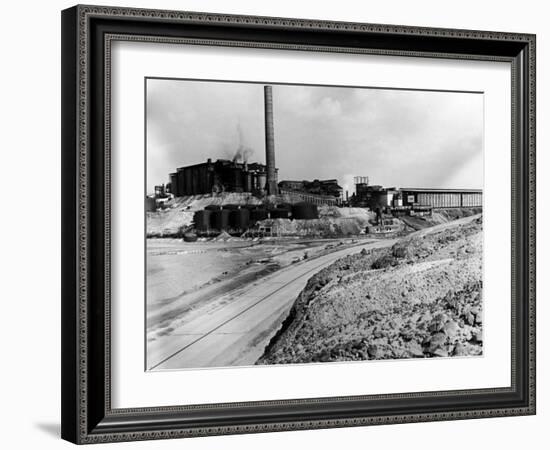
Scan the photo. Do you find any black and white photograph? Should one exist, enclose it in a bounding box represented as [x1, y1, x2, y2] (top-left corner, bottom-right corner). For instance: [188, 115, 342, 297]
[145, 79, 484, 371]
[52, 2, 538, 446]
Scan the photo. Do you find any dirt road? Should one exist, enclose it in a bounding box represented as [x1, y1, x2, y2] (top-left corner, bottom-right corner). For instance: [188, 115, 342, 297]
[147, 239, 396, 370]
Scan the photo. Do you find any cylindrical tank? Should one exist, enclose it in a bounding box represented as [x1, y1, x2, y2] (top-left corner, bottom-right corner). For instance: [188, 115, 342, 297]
[230, 208, 250, 229]
[292, 202, 319, 219]
[232, 168, 243, 191]
[193, 210, 211, 231]
[145, 197, 156, 212]
[211, 209, 230, 230]
[183, 232, 198, 242]
[257, 173, 267, 191]
[169, 173, 178, 197]
[244, 172, 252, 192]
[270, 207, 292, 219]
[250, 208, 269, 222]
[276, 203, 292, 210]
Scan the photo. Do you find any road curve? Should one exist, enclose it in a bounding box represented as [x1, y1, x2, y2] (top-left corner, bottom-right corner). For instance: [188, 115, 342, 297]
[147, 239, 396, 370]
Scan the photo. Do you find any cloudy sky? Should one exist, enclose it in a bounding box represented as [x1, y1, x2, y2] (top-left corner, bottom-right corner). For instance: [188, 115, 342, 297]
[146, 79, 483, 195]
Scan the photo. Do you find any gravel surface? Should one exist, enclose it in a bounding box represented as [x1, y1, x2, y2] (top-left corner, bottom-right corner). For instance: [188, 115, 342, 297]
[258, 215, 483, 364]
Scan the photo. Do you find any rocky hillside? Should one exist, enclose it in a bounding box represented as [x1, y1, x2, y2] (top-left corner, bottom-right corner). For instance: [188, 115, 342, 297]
[258, 215, 483, 364]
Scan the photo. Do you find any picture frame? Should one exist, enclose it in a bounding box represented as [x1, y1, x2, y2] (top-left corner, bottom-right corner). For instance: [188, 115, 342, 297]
[61, 4, 536, 444]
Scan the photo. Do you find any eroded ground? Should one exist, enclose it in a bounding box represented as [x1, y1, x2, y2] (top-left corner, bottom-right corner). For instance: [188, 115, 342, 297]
[146, 208, 483, 370]
[146, 236, 373, 350]
[258, 215, 483, 365]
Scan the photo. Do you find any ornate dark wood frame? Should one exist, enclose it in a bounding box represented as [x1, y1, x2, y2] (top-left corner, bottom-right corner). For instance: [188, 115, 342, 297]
[61, 4, 536, 444]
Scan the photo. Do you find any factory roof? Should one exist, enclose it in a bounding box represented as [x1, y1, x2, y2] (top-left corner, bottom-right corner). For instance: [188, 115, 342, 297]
[176, 159, 269, 171]
[400, 187, 483, 193]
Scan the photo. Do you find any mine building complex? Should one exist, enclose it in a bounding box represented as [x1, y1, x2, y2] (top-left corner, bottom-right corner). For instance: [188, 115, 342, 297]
[352, 177, 482, 211]
[169, 85, 279, 197]
[169, 159, 277, 196]
[278, 179, 343, 199]
[158, 85, 482, 220]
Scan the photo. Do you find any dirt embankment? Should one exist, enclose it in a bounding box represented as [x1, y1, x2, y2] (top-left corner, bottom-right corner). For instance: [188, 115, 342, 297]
[258, 216, 483, 365]
[401, 207, 482, 231]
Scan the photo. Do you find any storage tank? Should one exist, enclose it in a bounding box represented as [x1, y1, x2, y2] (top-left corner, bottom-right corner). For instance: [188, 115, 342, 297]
[256, 173, 267, 191]
[270, 206, 292, 219]
[250, 208, 269, 222]
[232, 168, 243, 191]
[230, 208, 250, 229]
[183, 232, 198, 242]
[193, 210, 211, 231]
[276, 203, 292, 210]
[145, 197, 156, 212]
[243, 172, 252, 192]
[211, 209, 230, 230]
[169, 173, 178, 196]
[292, 202, 319, 219]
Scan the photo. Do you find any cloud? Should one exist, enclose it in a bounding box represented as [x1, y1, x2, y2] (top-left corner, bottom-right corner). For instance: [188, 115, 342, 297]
[146, 80, 483, 194]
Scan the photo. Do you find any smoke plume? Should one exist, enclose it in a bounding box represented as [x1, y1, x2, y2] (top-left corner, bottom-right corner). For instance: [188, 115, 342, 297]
[232, 121, 255, 163]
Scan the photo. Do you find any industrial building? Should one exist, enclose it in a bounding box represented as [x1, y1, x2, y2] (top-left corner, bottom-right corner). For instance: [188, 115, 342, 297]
[352, 177, 482, 211]
[160, 81, 482, 218]
[168, 85, 279, 197]
[169, 159, 277, 196]
[166, 85, 344, 203]
[278, 179, 343, 199]
[400, 188, 483, 208]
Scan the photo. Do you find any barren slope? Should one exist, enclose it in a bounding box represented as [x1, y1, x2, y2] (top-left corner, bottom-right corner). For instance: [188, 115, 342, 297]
[258, 215, 483, 364]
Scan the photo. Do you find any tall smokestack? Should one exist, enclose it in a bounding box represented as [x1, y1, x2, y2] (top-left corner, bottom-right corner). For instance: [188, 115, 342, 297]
[264, 85, 277, 195]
